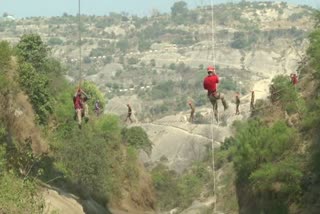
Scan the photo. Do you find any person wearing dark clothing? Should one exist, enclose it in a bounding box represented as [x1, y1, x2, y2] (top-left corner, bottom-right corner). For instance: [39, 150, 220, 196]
[125, 104, 133, 123]
[235, 93, 240, 115]
[250, 91, 255, 111]
[188, 101, 195, 123]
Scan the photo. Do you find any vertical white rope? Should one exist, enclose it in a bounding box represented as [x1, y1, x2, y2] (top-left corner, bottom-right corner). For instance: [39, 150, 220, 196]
[210, 0, 217, 213]
[78, 0, 82, 87]
[211, 0, 215, 67]
[211, 109, 217, 214]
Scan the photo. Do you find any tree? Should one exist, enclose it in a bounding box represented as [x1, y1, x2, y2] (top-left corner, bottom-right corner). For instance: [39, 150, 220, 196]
[82, 81, 106, 109]
[16, 34, 49, 70]
[307, 29, 320, 74]
[171, 1, 189, 25]
[314, 10, 320, 28]
[171, 1, 188, 18]
[150, 59, 156, 67]
[116, 38, 129, 53]
[18, 63, 52, 124]
[0, 41, 12, 73]
[233, 120, 302, 197]
[47, 37, 64, 46]
[121, 127, 152, 154]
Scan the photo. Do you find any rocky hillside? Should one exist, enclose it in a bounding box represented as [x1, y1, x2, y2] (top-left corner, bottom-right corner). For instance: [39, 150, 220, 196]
[0, 1, 318, 214]
[0, 1, 315, 120]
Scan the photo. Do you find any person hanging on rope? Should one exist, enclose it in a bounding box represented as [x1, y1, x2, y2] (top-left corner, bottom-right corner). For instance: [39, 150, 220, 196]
[203, 66, 228, 122]
[188, 101, 195, 123]
[235, 93, 240, 115]
[94, 100, 101, 116]
[73, 88, 89, 129]
[250, 91, 255, 111]
[290, 73, 298, 86]
[125, 104, 133, 123]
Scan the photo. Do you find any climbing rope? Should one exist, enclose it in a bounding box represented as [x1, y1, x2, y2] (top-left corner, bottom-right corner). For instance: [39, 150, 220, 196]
[209, 0, 218, 212]
[78, 0, 83, 88]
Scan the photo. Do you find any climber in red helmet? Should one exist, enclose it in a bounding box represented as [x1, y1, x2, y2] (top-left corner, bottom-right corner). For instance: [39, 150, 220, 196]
[203, 66, 228, 122]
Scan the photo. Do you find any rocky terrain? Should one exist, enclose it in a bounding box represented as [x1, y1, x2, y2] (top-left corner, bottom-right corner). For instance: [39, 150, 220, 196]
[0, 1, 316, 213]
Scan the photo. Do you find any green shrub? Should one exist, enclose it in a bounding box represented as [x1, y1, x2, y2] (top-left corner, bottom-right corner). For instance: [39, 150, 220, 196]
[250, 157, 302, 196]
[0, 173, 44, 213]
[54, 115, 124, 202]
[0, 41, 12, 72]
[233, 120, 297, 181]
[307, 29, 320, 75]
[272, 75, 302, 114]
[151, 161, 210, 210]
[18, 62, 52, 124]
[16, 34, 49, 70]
[121, 126, 152, 154]
[47, 37, 64, 46]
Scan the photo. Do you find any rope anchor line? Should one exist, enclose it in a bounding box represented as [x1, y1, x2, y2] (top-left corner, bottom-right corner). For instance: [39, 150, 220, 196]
[78, 0, 83, 88]
[210, 0, 218, 213]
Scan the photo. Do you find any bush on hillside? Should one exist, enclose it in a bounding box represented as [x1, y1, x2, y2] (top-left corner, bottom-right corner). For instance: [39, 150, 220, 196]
[121, 126, 152, 154]
[271, 75, 303, 114]
[232, 119, 302, 199]
[18, 63, 52, 124]
[16, 34, 49, 70]
[151, 80, 175, 99]
[0, 41, 12, 72]
[307, 29, 320, 75]
[151, 162, 210, 210]
[47, 37, 64, 46]
[0, 172, 44, 213]
[81, 81, 106, 109]
[54, 115, 124, 202]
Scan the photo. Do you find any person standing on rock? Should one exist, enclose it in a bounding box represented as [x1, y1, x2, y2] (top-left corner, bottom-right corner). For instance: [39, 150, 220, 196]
[188, 101, 195, 123]
[125, 104, 133, 123]
[250, 91, 255, 111]
[203, 66, 228, 122]
[235, 93, 240, 115]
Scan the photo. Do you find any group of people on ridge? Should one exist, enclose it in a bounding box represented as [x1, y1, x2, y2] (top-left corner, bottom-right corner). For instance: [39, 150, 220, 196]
[73, 66, 299, 127]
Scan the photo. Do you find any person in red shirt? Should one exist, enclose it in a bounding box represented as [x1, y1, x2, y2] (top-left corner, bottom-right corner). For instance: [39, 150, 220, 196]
[203, 66, 228, 122]
[73, 88, 89, 129]
[290, 73, 298, 86]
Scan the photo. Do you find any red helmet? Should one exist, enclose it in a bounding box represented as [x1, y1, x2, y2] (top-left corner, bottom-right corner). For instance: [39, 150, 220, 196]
[207, 66, 215, 72]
